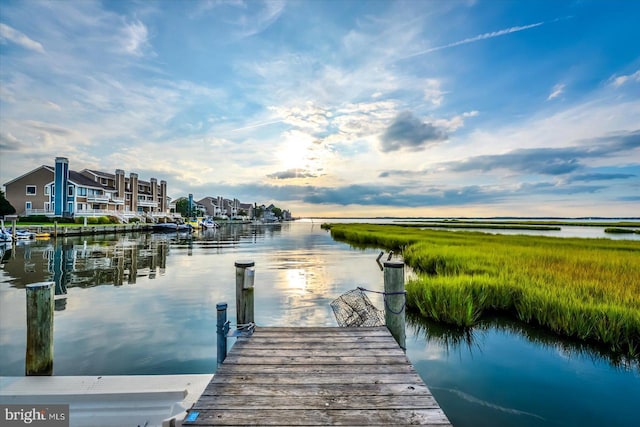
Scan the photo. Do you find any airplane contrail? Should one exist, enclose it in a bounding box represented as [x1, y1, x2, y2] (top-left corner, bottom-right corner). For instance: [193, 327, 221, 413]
[400, 21, 545, 60]
[229, 119, 284, 132]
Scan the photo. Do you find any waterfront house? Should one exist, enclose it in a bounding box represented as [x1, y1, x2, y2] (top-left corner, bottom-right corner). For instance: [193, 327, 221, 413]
[3, 157, 169, 221]
[197, 196, 254, 219]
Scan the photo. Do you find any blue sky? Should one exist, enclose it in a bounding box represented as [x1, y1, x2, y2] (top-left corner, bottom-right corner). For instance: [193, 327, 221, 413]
[1, 0, 638, 217]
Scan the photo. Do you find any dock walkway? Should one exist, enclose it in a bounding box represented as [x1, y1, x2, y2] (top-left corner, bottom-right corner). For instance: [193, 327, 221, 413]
[184, 326, 452, 426]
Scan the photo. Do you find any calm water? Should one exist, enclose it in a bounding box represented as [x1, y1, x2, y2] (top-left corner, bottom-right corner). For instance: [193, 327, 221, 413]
[1, 221, 638, 427]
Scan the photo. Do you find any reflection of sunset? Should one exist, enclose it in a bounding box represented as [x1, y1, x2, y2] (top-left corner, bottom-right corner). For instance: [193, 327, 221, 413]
[273, 252, 333, 297]
[284, 269, 307, 296]
[268, 251, 341, 326]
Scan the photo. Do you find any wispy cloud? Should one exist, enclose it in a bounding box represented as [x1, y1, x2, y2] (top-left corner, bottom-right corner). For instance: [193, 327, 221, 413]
[568, 172, 636, 183]
[267, 168, 319, 180]
[400, 21, 545, 60]
[236, 0, 286, 37]
[547, 83, 565, 100]
[0, 23, 45, 53]
[443, 130, 640, 176]
[609, 70, 640, 87]
[119, 19, 152, 57]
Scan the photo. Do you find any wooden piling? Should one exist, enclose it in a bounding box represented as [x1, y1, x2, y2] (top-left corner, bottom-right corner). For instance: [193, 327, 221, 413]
[216, 303, 229, 366]
[25, 282, 54, 375]
[11, 218, 17, 247]
[383, 261, 406, 351]
[235, 260, 255, 326]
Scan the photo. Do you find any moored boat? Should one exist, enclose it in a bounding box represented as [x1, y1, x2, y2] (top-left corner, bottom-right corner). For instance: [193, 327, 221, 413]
[152, 222, 193, 233]
[0, 221, 12, 242]
[200, 218, 220, 229]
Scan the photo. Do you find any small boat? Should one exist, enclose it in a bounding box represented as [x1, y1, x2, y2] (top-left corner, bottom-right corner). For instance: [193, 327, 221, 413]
[200, 218, 219, 229]
[0, 221, 12, 242]
[11, 229, 36, 240]
[152, 222, 193, 233]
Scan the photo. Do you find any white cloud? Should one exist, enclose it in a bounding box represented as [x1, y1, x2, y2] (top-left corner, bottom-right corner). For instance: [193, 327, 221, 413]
[0, 23, 44, 53]
[236, 0, 285, 37]
[609, 70, 640, 87]
[424, 79, 445, 106]
[433, 110, 479, 132]
[119, 19, 152, 57]
[547, 83, 565, 100]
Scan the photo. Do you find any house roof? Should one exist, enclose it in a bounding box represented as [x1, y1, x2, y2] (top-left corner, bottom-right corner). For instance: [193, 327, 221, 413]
[83, 169, 116, 180]
[69, 171, 109, 189]
[3, 165, 52, 186]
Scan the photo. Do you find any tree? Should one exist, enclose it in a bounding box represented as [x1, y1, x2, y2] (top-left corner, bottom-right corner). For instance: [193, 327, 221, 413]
[175, 198, 190, 217]
[271, 206, 283, 220]
[0, 190, 16, 216]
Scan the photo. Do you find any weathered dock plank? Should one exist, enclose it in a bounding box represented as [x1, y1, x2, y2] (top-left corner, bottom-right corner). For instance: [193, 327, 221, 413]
[183, 326, 452, 426]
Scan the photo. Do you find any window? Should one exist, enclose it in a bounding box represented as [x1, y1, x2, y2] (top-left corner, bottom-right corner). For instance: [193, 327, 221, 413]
[44, 186, 50, 195]
[26, 185, 36, 195]
[68, 202, 73, 212]
[77, 203, 83, 211]
[68, 185, 74, 196]
[78, 187, 87, 196]
[25, 201, 32, 210]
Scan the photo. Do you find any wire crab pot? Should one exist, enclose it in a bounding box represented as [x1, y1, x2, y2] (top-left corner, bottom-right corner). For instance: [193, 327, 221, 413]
[330, 288, 385, 327]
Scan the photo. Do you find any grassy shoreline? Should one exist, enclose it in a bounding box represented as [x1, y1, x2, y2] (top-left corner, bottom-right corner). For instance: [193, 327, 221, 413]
[395, 219, 640, 227]
[324, 223, 640, 359]
[395, 222, 561, 231]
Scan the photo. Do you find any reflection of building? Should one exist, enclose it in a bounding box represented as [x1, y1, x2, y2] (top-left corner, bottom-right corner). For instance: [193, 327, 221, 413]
[1, 237, 170, 310]
[3, 157, 169, 220]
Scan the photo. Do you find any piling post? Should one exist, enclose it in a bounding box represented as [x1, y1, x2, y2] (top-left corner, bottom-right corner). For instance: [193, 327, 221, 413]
[11, 218, 17, 247]
[235, 260, 255, 326]
[216, 302, 229, 366]
[53, 221, 58, 238]
[25, 282, 54, 375]
[383, 261, 406, 351]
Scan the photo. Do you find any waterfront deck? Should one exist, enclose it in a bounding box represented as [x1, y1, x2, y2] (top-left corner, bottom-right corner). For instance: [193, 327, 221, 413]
[183, 326, 452, 426]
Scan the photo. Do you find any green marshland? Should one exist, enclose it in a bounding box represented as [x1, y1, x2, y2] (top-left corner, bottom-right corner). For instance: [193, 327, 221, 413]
[324, 223, 640, 358]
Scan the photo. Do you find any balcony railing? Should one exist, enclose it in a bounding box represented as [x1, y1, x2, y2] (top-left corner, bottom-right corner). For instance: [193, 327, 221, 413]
[137, 200, 158, 208]
[86, 195, 111, 203]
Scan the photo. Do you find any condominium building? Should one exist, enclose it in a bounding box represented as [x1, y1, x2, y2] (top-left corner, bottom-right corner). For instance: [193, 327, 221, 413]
[3, 157, 168, 220]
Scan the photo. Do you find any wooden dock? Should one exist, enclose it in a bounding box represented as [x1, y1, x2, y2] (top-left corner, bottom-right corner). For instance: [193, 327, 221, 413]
[183, 326, 452, 426]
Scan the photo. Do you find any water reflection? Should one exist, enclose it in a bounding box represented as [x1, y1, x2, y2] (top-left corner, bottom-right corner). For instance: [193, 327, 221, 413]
[2, 225, 286, 310]
[407, 312, 639, 371]
[3, 235, 169, 300]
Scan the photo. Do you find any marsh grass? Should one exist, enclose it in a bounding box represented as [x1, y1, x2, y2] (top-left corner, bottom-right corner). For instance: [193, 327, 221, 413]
[326, 224, 640, 358]
[605, 227, 640, 234]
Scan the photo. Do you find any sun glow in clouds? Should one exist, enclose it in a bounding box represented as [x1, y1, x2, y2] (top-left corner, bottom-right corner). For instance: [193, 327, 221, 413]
[273, 130, 325, 178]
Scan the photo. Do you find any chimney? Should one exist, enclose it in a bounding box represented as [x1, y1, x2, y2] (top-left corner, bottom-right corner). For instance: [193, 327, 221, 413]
[54, 157, 69, 216]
